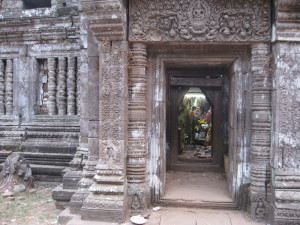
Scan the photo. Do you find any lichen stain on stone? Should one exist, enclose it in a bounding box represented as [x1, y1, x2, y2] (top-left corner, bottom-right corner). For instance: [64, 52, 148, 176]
[279, 133, 299, 148]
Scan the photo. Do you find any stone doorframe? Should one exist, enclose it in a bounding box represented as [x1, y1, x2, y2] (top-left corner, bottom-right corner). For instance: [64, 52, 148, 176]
[147, 44, 271, 216]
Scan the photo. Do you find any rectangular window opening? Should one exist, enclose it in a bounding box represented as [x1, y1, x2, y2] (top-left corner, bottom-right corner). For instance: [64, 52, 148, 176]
[23, 0, 51, 9]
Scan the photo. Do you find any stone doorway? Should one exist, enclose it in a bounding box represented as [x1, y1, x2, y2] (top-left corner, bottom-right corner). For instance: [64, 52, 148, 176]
[149, 47, 252, 210]
[161, 67, 233, 206]
[167, 68, 227, 171]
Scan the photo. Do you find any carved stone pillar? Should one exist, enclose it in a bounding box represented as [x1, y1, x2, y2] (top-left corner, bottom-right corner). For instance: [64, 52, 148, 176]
[67, 57, 76, 115]
[270, 1, 300, 223]
[81, 41, 128, 222]
[270, 43, 300, 223]
[78, 0, 127, 222]
[0, 60, 5, 115]
[5, 59, 13, 115]
[57, 57, 67, 115]
[48, 58, 57, 115]
[249, 43, 271, 220]
[127, 43, 148, 214]
[76, 57, 81, 115]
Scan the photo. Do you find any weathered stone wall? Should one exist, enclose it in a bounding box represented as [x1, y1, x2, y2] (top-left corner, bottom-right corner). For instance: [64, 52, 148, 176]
[270, 0, 300, 224]
[0, 1, 82, 181]
[271, 42, 300, 224]
[2, 0, 300, 224]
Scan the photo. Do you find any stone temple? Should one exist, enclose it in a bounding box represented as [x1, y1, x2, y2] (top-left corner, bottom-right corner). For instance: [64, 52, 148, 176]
[0, 0, 299, 224]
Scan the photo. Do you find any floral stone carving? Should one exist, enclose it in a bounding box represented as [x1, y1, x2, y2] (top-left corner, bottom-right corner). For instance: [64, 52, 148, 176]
[129, 0, 271, 42]
[0, 152, 34, 193]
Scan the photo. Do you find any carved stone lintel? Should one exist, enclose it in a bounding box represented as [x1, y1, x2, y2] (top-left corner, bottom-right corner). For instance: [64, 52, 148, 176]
[129, 0, 271, 42]
[0, 60, 5, 115]
[57, 57, 67, 115]
[47, 58, 57, 115]
[5, 59, 13, 115]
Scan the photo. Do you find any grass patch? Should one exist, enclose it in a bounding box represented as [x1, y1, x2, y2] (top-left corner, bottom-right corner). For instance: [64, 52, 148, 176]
[0, 184, 61, 225]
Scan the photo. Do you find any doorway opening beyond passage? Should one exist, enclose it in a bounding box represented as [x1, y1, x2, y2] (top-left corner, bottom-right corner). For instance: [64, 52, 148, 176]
[162, 67, 233, 206]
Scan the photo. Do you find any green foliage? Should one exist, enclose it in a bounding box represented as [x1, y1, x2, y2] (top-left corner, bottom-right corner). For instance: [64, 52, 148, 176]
[178, 95, 211, 145]
[178, 98, 193, 144]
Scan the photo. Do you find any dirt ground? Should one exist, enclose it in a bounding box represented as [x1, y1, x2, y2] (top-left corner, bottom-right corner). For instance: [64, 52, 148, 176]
[0, 181, 263, 225]
[163, 171, 231, 202]
[0, 182, 61, 225]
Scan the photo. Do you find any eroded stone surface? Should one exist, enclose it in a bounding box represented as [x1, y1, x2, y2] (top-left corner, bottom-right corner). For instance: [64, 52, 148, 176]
[0, 152, 33, 192]
[0, 0, 299, 224]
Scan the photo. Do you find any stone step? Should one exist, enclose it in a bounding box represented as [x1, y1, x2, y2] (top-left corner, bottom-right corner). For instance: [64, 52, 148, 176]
[58, 207, 81, 224]
[170, 163, 223, 173]
[157, 199, 238, 210]
[52, 184, 76, 203]
[58, 207, 120, 225]
[0, 151, 74, 166]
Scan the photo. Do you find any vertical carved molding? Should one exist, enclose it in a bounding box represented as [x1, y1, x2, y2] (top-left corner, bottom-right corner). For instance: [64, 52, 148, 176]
[250, 43, 271, 220]
[57, 57, 67, 115]
[48, 58, 57, 115]
[67, 57, 76, 115]
[5, 59, 13, 115]
[127, 43, 147, 214]
[0, 60, 5, 115]
[81, 41, 128, 222]
[127, 43, 148, 213]
[127, 43, 147, 184]
[76, 57, 80, 115]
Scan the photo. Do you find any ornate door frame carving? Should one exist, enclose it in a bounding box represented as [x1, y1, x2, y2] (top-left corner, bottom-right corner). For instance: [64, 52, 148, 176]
[148, 48, 253, 205]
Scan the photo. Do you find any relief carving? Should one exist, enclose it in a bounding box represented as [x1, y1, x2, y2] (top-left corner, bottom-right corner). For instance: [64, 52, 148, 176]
[129, 0, 271, 42]
[131, 194, 142, 215]
[255, 198, 266, 219]
[98, 41, 127, 165]
[83, 199, 123, 210]
[275, 53, 300, 168]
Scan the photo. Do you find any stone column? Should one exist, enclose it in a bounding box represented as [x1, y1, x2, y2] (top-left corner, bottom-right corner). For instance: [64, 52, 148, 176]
[5, 59, 13, 115]
[0, 60, 5, 115]
[249, 43, 272, 220]
[48, 58, 57, 115]
[76, 58, 81, 115]
[81, 40, 128, 222]
[127, 42, 148, 214]
[67, 57, 76, 115]
[57, 57, 67, 115]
